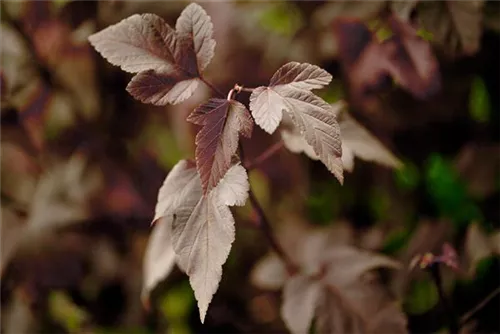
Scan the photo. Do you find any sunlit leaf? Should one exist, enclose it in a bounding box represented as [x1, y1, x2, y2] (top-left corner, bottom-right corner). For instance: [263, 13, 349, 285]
[151, 160, 249, 322]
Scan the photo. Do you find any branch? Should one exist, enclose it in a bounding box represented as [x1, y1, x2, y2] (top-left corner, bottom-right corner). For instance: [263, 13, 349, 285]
[428, 264, 459, 334]
[199, 76, 225, 97]
[460, 286, 500, 326]
[239, 143, 298, 274]
[245, 140, 285, 170]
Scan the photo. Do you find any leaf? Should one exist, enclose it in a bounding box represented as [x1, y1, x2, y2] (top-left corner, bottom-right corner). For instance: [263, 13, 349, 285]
[333, 16, 441, 107]
[250, 68, 342, 182]
[1, 207, 25, 274]
[269, 62, 332, 91]
[28, 154, 102, 230]
[126, 71, 199, 105]
[281, 274, 321, 334]
[176, 3, 216, 72]
[416, 1, 484, 55]
[187, 98, 253, 194]
[250, 62, 332, 134]
[152, 160, 249, 322]
[89, 13, 200, 105]
[465, 223, 497, 275]
[281, 244, 406, 334]
[338, 111, 403, 171]
[281, 101, 400, 173]
[142, 217, 176, 304]
[250, 252, 288, 290]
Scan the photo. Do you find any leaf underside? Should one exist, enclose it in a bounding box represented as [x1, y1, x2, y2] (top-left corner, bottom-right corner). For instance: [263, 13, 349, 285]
[249, 62, 343, 183]
[149, 160, 249, 323]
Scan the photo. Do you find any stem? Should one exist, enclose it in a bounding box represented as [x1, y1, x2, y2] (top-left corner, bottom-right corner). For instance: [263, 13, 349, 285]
[234, 84, 256, 93]
[428, 264, 459, 334]
[460, 286, 500, 326]
[245, 140, 285, 170]
[239, 143, 298, 274]
[199, 76, 224, 97]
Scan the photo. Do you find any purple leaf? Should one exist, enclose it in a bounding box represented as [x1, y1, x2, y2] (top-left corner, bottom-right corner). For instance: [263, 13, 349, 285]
[176, 3, 216, 72]
[152, 160, 249, 322]
[89, 13, 201, 105]
[270, 61, 332, 91]
[187, 98, 253, 194]
[250, 84, 343, 183]
[127, 70, 199, 105]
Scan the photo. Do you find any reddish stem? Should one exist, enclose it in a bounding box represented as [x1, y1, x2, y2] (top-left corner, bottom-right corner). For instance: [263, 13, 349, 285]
[199, 76, 225, 97]
[245, 140, 285, 170]
[239, 143, 298, 274]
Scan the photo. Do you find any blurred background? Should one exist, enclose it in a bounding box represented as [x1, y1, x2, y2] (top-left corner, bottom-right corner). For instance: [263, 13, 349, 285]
[1, 1, 499, 333]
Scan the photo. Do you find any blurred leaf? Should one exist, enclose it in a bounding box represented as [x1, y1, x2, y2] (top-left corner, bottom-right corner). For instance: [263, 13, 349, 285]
[469, 76, 491, 123]
[395, 160, 420, 191]
[483, 1, 500, 32]
[416, 1, 484, 55]
[314, 81, 344, 103]
[465, 223, 499, 276]
[369, 187, 392, 221]
[333, 15, 441, 111]
[404, 278, 439, 314]
[455, 143, 500, 199]
[161, 281, 195, 321]
[306, 180, 339, 225]
[425, 154, 482, 226]
[381, 228, 412, 255]
[416, 29, 434, 41]
[49, 291, 88, 333]
[281, 242, 405, 334]
[251, 252, 288, 290]
[258, 2, 303, 37]
[53, 0, 70, 10]
[338, 110, 403, 172]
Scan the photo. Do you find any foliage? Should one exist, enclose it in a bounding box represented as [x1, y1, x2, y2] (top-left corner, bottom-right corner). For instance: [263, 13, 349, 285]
[1, 1, 499, 333]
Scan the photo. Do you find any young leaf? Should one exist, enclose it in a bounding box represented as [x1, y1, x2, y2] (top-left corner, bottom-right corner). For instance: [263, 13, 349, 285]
[176, 3, 216, 72]
[142, 217, 176, 304]
[281, 275, 322, 334]
[89, 13, 201, 105]
[187, 98, 253, 194]
[249, 61, 332, 134]
[152, 160, 249, 322]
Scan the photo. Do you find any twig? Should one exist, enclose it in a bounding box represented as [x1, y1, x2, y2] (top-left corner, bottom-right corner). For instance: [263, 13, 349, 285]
[199, 76, 225, 97]
[234, 84, 256, 93]
[460, 286, 500, 326]
[239, 143, 298, 274]
[245, 140, 285, 170]
[428, 264, 459, 334]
